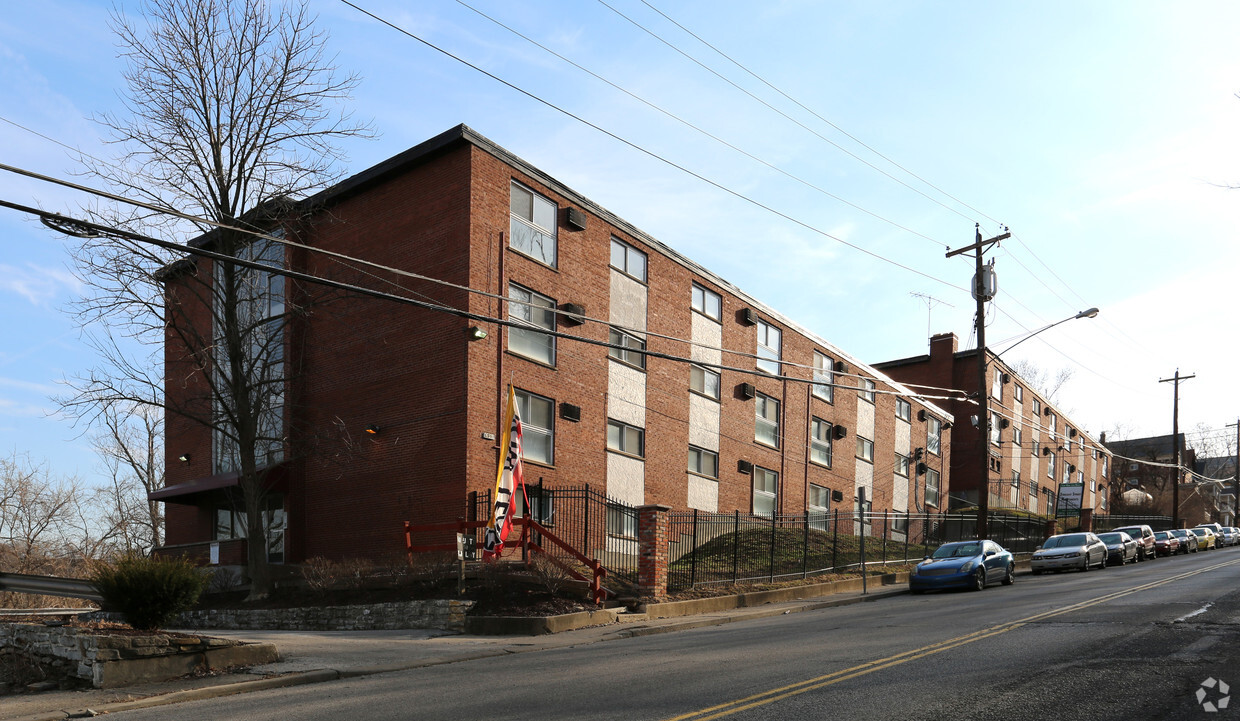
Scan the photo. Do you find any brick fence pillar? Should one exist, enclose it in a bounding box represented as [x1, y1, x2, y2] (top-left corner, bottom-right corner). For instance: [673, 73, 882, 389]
[637, 504, 672, 601]
[1045, 518, 1059, 539]
[1078, 508, 1093, 532]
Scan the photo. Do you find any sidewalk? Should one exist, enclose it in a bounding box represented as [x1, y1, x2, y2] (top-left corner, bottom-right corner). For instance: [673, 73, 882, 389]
[3, 585, 907, 721]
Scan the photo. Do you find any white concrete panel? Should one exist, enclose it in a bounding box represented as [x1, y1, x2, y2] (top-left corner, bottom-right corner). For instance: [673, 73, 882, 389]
[609, 271, 647, 331]
[688, 393, 720, 451]
[892, 471, 909, 513]
[895, 420, 911, 454]
[690, 314, 722, 366]
[857, 399, 875, 440]
[607, 452, 645, 507]
[608, 360, 646, 427]
[688, 475, 719, 512]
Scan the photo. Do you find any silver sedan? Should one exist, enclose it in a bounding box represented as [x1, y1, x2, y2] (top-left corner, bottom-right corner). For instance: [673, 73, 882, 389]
[1031, 532, 1108, 573]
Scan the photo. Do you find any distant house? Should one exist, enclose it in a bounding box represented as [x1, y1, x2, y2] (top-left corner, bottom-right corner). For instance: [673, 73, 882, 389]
[875, 332, 1111, 518]
[152, 124, 954, 569]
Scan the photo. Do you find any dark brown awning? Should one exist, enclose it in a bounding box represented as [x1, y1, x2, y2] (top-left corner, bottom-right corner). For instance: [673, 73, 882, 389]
[149, 472, 241, 501]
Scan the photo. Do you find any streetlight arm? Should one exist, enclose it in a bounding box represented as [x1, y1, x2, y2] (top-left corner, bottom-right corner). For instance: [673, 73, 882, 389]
[992, 308, 1099, 363]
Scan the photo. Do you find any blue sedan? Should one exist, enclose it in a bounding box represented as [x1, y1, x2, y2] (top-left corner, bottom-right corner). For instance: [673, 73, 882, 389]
[909, 540, 1016, 593]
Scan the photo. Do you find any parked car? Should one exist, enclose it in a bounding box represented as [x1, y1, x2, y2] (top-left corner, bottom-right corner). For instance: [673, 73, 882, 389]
[909, 540, 1016, 593]
[1030, 532, 1108, 574]
[1195, 522, 1225, 538]
[1152, 530, 1181, 557]
[1218, 527, 1240, 547]
[1111, 524, 1157, 561]
[1097, 531, 1139, 565]
[1189, 527, 1218, 550]
[1170, 528, 1200, 553]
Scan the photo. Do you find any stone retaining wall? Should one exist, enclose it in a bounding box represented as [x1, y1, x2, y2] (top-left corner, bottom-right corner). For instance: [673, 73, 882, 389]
[0, 622, 269, 688]
[175, 599, 474, 633]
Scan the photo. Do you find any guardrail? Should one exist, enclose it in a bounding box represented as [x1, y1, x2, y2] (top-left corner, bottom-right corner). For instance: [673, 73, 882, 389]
[0, 572, 103, 602]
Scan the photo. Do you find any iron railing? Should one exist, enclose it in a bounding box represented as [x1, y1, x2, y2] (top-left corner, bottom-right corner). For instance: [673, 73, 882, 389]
[667, 509, 1051, 592]
[1093, 514, 1176, 531]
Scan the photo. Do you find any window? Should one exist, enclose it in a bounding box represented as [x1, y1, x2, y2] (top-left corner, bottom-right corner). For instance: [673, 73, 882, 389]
[753, 467, 778, 516]
[896, 398, 912, 422]
[1031, 398, 1041, 416]
[1015, 385, 1023, 402]
[607, 419, 644, 458]
[926, 468, 941, 507]
[510, 182, 557, 266]
[927, 417, 942, 455]
[1065, 433, 1072, 453]
[859, 378, 876, 404]
[688, 446, 718, 478]
[893, 515, 909, 534]
[213, 234, 286, 475]
[213, 494, 285, 563]
[989, 412, 1002, 446]
[856, 436, 874, 463]
[895, 453, 910, 477]
[608, 327, 646, 369]
[606, 502, 637, 538]
[1031, 479, 1039, 496]
[1012, 469, 1021, 488]
[1048, 414, 1057, 436]
[515, 390, 554, 464]
[1013, 427, 1023, 449]
[810, 418, 833, 467]
[756, 319, 781, 374]
[691, 283, 722, 322]
[1078, 471, 1085, 485]
[812, 352, 834, 403]
[1102, 457, 1109, 478]
[755, 393, 780, 447]
[1100, 490, 1107, 511]
[690, 364, 721, 400]
[1047, 452, 1056, 478]
[991, 370, 1002, 399]
[610, 237, 647, 282]
[517, 485, 555, 525]
[1089, 478, 1095, 492]
[808, 484, 830, 530]
[856, 494, 872, 521]
[508, 283, 556, 365]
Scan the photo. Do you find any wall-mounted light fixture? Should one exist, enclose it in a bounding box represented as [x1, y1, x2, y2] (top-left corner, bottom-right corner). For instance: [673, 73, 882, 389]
[178, 453, 191, 463]
[467, 326, 488, 341]
[365, 424, 380, 436]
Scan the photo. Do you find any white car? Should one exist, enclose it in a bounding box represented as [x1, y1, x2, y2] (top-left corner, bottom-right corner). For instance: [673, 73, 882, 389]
[1031, 532, 1108, 574]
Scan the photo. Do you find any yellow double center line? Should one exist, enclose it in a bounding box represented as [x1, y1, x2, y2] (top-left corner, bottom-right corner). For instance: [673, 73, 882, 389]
[666, 559, 1240, 721]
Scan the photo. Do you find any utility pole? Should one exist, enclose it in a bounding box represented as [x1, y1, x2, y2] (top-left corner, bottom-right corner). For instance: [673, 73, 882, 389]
[1159, 370, 1195, 528]
[947, 224, 1009, 539]
[1228, 418, 1239, 526]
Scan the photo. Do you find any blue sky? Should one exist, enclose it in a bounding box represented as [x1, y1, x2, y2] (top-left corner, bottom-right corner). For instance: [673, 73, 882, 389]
[2, 0, 1239, 489]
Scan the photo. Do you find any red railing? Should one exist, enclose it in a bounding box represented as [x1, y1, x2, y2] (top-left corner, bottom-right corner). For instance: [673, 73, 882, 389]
[403, 517, 607, 605]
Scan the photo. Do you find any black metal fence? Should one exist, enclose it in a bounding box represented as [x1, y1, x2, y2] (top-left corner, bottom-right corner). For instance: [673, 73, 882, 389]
[468, 483, 640, 591]
[1093, 514, 1176, 531]
[666, 509, 1050, 592]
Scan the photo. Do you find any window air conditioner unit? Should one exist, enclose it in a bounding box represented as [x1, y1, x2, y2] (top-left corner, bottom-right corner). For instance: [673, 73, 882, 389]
[1044, 407, 1052, 416]
[917, 462, 927, 476]
[831, 489, 845, 503]
[1001, 372, 1011, 384]
[1069, 428, 1078, 438]
[739, 382, 756, 400]
[834, 360, 847, 373]
[833, 425, 848, 440]
[559, 403, 581, 423]
[566, 207, 587, 230]
[1042, 447, 1051, 456]
[1069, 464, 1076, 473]
[917, 409, 927, 422]
[737, 460, 753, 474]
[560, 302, 586, 325]
[1000, 418, 1010, 429]
[740, 308, 757, 326]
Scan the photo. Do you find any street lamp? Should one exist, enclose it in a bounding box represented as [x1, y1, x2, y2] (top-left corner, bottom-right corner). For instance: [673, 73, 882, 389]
[977, 307, 1099, 539]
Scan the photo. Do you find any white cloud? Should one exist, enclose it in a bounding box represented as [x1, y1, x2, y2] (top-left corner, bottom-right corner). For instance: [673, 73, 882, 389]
[0, 263, 81, 306]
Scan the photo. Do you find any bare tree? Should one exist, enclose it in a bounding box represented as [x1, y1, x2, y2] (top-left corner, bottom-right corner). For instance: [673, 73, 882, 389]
[57, 0, 371, 599]
[1006, 359, 1074, 405]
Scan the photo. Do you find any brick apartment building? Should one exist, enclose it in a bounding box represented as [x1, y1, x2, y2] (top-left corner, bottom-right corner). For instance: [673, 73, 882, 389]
[875, 332, 1110, 518]
[152, 124, 953, 566]
[1107, 434, 1233, 526]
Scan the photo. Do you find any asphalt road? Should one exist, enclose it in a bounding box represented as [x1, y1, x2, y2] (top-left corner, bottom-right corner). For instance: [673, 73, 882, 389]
[107, 546, 1240, 721]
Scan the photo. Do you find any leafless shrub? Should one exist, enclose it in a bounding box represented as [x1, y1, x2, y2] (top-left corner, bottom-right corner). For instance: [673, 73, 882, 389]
[528, 553, 576, 596]
[205, 567, 242, 595]
[337, 558, 374, 590]
[300, 557, 338, 594]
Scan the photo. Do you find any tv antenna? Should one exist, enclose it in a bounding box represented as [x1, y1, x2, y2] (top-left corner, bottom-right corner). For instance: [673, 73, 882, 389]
[910, 292, 955, 347]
